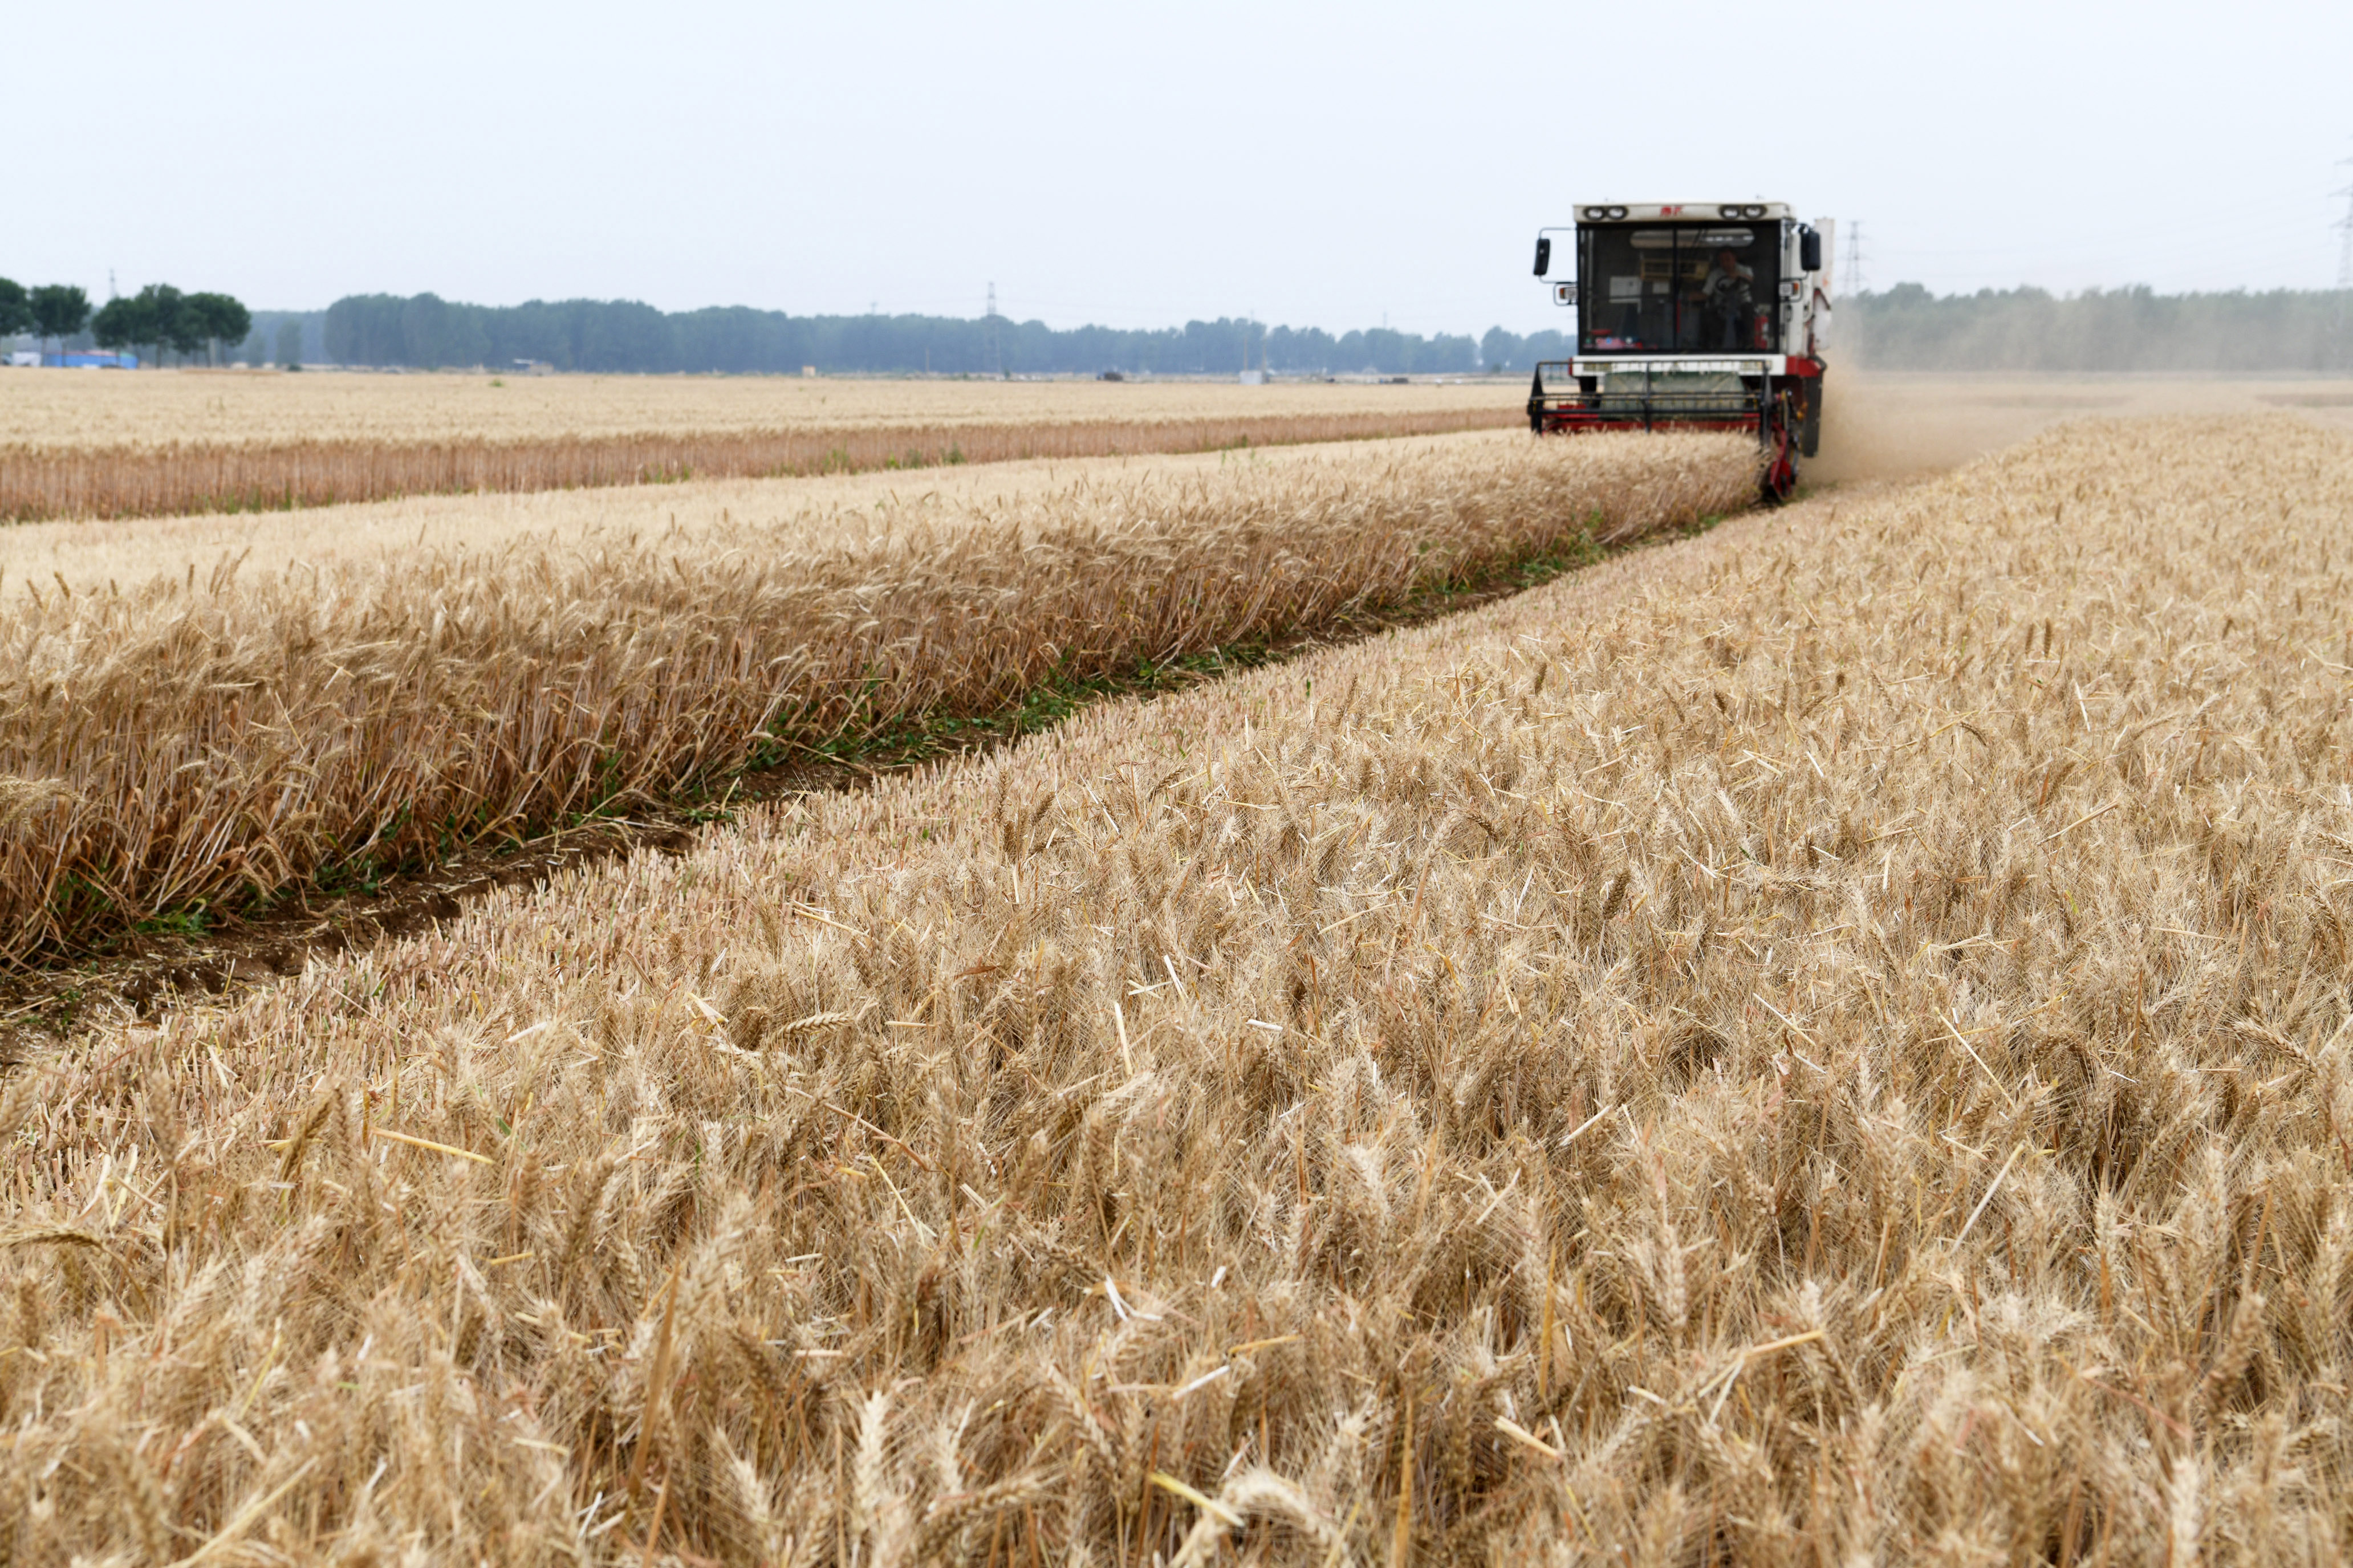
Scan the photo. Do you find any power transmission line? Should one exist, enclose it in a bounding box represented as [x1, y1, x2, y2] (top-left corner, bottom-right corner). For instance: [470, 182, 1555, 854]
[1840, 221, 1867, 297]
[986, 282, 1003, 378]
[2334, 160, 2353, 291]
[2334, 157, 2353, 332]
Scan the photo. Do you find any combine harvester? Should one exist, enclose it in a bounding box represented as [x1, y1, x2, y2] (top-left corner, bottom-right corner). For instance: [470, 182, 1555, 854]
[1530, 203, 1832, 502]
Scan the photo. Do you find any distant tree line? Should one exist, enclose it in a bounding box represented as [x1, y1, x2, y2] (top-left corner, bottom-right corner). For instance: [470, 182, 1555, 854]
[1478, 287, 2353, 373]
[94, 286, 252, 366]
[1836, 284, 2353, 372]
[1, 277, 254, 365]
[1478, 327, 1573, 372]
[31, 276, 2346, 378]
[0, 279, 97, 357]
[323, 293, 1482, 376]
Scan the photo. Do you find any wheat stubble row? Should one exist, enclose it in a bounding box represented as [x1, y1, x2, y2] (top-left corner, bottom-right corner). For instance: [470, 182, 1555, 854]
[0, 372, 1522, 451]
[0, 431, 1755, 959]
[1, 415, 2347, 1562]
[0, 408, 1533, 524]
[0, 376, 1527, 525]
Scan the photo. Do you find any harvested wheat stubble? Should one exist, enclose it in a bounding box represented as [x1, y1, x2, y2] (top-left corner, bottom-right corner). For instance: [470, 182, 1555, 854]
[3, 414, 2350, 1563]
[0, 408, 1527, 523]
[0, 432, 1755, 960]
[0, 371, 1523, 451]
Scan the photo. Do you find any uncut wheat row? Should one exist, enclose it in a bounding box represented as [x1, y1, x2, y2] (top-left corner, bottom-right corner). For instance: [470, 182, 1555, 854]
[1, 414, 2347, 1562]
[0, 407, 1529, 522]
[0, 431, 1755, 959]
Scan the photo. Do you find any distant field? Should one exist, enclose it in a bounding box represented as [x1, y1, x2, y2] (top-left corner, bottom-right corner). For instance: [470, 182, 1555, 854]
[7, 367, 2331, 524]
[6, 365, 2332, 457]
[0, 369, 1521, 450]
[0, 429, 1537, 596]
[0, 370, 1530, 523]
[5, 414, 2348, 1562]
[1812, 372, 2353, 480]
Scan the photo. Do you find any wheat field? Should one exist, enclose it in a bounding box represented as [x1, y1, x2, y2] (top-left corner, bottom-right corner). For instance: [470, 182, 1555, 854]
[0, 431, 1755, 960]
[1, 413, 2347, 1562]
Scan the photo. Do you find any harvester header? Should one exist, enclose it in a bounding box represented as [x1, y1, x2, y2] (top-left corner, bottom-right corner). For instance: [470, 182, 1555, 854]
[1529, 202, 1833, 501]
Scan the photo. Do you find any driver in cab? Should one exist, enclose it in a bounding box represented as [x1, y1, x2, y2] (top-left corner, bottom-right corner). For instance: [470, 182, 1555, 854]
[1696, 247, 1754, 349]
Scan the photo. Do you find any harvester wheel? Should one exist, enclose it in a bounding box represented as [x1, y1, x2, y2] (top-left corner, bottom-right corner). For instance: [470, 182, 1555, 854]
[1760, 399, 1799, 505]
[1799, 382, 1823, 458]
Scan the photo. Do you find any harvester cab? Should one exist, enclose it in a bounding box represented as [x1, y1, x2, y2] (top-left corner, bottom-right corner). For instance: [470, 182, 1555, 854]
[1529, 203, 1833, 502]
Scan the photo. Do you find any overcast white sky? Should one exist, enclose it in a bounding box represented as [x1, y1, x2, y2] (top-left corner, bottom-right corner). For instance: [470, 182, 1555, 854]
[7, 0, 2349, 337]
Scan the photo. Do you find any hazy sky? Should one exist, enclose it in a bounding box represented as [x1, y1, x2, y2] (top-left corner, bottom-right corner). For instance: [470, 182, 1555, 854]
[9, 0, 2348, 337]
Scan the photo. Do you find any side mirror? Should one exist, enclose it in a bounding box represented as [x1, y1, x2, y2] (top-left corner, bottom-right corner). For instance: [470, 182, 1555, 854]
[1799, 229, 1823, 273]
[1533, 237, 1551, 277]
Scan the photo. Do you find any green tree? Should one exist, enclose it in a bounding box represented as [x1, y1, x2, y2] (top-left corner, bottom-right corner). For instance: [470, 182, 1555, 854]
[128, 284, 183, 366]
[29, 284, 91, 358]
[162, 294, 210, 363]
[182, 292, 251, 365]
[0, 278, 29, 340]
[92, 295, 145, 358]
[275, 317, 303, 369]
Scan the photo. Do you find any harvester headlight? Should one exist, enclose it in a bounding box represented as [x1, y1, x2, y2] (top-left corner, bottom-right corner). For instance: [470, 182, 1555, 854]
[1607, 205, 1628, 219]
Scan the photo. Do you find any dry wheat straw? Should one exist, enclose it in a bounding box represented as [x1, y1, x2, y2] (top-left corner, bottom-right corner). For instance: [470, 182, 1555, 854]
[0, 414, 2347, 1561]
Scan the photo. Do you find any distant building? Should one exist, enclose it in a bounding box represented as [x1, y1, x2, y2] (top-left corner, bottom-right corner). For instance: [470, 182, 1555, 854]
[7, 351, 37, 368]
[30, 349, 139, 369]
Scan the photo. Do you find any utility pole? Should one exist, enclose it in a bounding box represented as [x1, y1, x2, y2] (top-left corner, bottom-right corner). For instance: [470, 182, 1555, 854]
[1840, 221, 1867, 297]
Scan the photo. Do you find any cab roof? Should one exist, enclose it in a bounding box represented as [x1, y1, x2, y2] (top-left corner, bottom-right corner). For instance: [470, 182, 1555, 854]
[1576, 202, 1792, 222]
